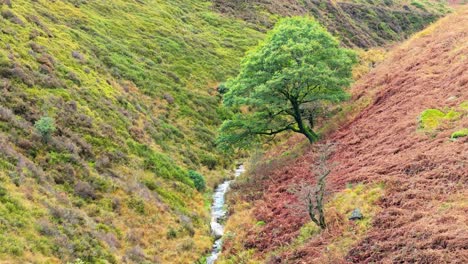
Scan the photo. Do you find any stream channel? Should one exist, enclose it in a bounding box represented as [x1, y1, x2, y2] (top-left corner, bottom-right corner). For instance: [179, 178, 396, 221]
[206, 165, 245, 264]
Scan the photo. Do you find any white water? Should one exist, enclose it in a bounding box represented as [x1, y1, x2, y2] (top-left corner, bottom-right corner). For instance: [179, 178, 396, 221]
[206, 165, 245, 264]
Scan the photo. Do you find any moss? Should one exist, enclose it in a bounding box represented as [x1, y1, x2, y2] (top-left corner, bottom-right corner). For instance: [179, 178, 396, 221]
[419, 109, 446, 130]
[419, 108, 462, 131]
[451, 128, 468, 139]
[444, 109, 462, 120]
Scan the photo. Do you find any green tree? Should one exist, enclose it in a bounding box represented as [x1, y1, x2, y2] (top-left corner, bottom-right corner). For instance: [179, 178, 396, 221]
[34, 116, 56, 142]
[218, 17, 357, 149]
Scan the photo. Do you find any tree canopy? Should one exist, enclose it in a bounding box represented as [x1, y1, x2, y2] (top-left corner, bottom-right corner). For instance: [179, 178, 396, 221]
[218, 17, 357, 149]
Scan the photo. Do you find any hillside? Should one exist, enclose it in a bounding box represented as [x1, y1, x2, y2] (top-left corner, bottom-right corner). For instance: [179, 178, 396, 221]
[0, 1, 262, 263]
[0, 0, 453, 263]
[220, 6, 467, 263]
[213, 0, 449, 47]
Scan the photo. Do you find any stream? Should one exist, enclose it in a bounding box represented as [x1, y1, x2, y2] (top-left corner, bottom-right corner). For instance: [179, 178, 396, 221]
[206, 165, 245, 264]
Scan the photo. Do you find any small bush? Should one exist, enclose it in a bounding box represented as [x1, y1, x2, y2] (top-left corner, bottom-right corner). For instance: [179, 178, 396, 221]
[451, 128, 468, 139]
[1, 10, 24, 26]
[163, 93, 175, 104]
[188, 170, 206, 192]
[166, 228, 177, 239]
[35, 116, 56, 142]
[217, 83, 229, 94]
[74, 181, 97, 200]
[125, 246, 146, 262]
[127, 197, 145, 215]
[200, 153, 217, 170]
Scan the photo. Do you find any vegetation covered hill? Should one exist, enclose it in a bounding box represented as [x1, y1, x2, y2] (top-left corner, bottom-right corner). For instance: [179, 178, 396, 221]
[220, 6, 467, 263]
[0, 1, 263, 262]
[0, 0, 452, 263]
[213, 0, 449, 47]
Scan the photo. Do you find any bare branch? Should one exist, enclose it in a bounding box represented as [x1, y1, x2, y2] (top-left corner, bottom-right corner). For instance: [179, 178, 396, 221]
[291, 142, 336, 229]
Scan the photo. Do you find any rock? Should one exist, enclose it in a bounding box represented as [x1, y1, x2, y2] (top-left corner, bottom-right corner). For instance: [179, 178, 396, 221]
[349, 208, 363, 221]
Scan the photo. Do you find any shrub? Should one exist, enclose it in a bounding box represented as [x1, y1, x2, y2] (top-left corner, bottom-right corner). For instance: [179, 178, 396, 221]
[74, 181, 97, 200]
[188, 170, 206, 192]
[35, 116, 56, 142]
[1, 10, 25, 26]
[200, 153, 217, 170]
[292, 143, 336, 229]
[125, 246, 146, 262]
[127, 197, 145, 215]
[451, 128, 468, 139]
[217, 83, 229, 94]
[166, 227, 177, 239]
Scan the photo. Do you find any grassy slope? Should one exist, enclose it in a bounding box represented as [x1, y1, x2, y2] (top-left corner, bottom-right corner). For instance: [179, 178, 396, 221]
[0, 0, 450, 263]
[213, 0, 449, 47]
[0, 0, 262, 263]
[220, 6, 467, 264]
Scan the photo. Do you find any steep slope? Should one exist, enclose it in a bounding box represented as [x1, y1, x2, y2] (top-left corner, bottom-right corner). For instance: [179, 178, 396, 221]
[220, 7, 467, 263]
[213, 0, 449, 47]
[0, 1, 262, 263]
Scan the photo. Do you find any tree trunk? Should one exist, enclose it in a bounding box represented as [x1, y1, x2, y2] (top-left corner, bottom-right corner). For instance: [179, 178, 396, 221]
[291, 99, 319, 143]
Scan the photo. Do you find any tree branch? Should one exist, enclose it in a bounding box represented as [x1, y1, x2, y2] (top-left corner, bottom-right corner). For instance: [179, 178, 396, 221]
[252, 122, 297, 136]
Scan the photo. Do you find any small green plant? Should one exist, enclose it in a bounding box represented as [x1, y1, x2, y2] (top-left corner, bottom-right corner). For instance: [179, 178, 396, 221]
[127, 197, 145, 215]
[419, 108, 461, 130]
[166, 227, 177, 239]
[419, 109, 445, 130]
[451, 128, 468, 139]
[255, 221, 266, 226]
[188, 170, 206, 192]
[34, 116, 56, 142]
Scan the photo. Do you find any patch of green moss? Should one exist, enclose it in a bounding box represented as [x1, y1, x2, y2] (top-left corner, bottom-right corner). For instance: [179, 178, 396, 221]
[419, 109, 446, 130]
[451, 128, 468, 139]
[419, 108, 461, 130]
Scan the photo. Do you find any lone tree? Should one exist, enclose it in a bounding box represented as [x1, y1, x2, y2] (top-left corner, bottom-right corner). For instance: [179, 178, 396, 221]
[218, 17, 356, 148]
[293, 142, 335, 229]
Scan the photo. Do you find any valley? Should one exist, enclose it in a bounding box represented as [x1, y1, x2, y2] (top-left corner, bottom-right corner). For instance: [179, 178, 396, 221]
[0, 0, 464, 263]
